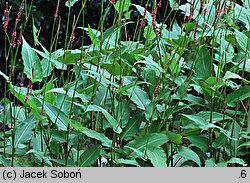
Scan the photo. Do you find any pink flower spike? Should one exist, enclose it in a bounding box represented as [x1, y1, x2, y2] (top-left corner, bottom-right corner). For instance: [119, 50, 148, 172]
[18, 27, 23, 45]
[17, 0, 25, 21]
[25, 80, 31, 103]
[3, 2, 11, 32]
[139, 4, 147, 30]
[71, 15, 76, 43]
[54, 0, 60, 18]
[110, 0, 116, 6]
[154, 72, 162, 97]
[157, 0, 162, 8]
[152, 7, 159, 35]
[11, 21, 18, 48]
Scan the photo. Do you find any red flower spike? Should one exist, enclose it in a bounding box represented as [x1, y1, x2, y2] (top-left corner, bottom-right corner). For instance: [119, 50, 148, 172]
[154, 72, 162, 97]
[228, 0, 232, 13]
[204, 8, 207, 16]
[199, 0, 204, 14]
[188, 1, 194, 20]
[194, 22, 198, 40]
[152, 7, 159, 35]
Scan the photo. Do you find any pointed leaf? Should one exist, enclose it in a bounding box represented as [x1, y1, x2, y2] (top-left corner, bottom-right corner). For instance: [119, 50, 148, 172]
[80, 145, 101, 166]
[42, 101, 68, 131]
[177, 146, 201, 167]
[64, 118, 112, 147]
[147, 147, 167, 167]
[22, 37, 42, 83]
[15, 115, 37, 148]
[226, 86, 250, 107]
[86, 105, 122, 134]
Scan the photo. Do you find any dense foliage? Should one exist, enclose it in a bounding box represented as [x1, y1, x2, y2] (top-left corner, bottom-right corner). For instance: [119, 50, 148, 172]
[0, 0, 250, 167]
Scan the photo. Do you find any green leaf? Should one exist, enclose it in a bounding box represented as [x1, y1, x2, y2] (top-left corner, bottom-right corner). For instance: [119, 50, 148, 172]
[64, 118, 112, 147]
[133, 4, 152, 24]
[9, 84, 41, 110]
[26, 149, 52, 166]
[46, 88, 89, 102]
[181, 113, 208, 130]
[121, 113, 143, 140]
[32, 16, 39, 46]
[114, 158, 140, 167]
[127, 86, 151, 110]
[235, 29, 249, 51]
[22, 37, 42, 83]
[226, 86, 250, 107]
[86, 105, 122, 134]
[128, 133, 170, 153]
[34, 48, 67, 70]
[177, 146, 201, 167]
[166, 131, 182, 145]
[205, 158, 227, 167]
[0, 71, 9, 81]
[227, 158, 247, 166]
[194, 46, 212, 80]
[223, 71, 242, 80]
[65, 0, 78, 7]
[15, 115, 37, 148]
[185, 136, 209, 152]
[125, 145, 146, 161]
[143, 25, 156, 40]
[41, 58, 53, 77]
[114, 0, 131, 13]
[42, 101, 68, 131]
[237, 141, 250, 149]
[87, 25, 100, 46]
[43, 78, 55, 105]
[197, 111, 232, 123]
[0, 155, 10, 166]
[147, 147, 167, 167]
[79, 145, 101, 166]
